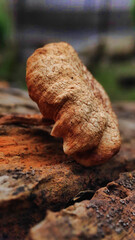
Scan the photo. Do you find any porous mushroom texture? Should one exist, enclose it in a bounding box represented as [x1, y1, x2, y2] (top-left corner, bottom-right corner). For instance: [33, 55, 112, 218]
[26, 42, 121, 167]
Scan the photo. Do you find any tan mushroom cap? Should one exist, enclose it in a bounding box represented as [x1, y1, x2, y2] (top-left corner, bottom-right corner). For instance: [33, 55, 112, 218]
[26, 42, 121, 167]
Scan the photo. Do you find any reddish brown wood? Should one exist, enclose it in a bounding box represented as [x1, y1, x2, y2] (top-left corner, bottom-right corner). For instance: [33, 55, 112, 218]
[0, 88, 135, 240]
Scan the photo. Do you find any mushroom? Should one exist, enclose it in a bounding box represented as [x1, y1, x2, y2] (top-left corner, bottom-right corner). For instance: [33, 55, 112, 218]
[26, 42, 121, 167]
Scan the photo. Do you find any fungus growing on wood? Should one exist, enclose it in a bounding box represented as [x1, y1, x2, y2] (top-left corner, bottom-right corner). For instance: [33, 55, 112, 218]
[26, 42, 121, 167]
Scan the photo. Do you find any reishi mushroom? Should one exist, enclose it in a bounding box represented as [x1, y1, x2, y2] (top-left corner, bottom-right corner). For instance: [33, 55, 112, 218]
[26, 42, 121, 167]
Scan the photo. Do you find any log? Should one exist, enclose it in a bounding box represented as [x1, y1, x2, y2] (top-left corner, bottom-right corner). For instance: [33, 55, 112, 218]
[0, 87, 39, 114]
[0, 88, 135, 240]
[27, 170, 135, 240]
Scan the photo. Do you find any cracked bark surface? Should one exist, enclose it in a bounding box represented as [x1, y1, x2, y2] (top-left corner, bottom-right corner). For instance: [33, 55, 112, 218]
[27, 171, 135, 240]
[0, 87, 135, 240]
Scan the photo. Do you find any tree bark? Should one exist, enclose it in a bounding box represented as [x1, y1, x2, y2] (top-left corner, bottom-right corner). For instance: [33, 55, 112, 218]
[0, 87, 135, 240]
[27, 171, 135, 240]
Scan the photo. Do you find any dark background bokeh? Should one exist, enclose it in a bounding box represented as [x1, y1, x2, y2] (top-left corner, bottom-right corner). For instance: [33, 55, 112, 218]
[0, 0, 135, 101]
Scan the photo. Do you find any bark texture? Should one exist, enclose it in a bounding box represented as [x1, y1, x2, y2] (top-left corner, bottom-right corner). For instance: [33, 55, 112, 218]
[27, 171, 135, 240]
[0, 87, 135, 240]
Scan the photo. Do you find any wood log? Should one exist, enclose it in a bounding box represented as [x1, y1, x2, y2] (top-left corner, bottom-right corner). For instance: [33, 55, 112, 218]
[0, 88, 135, 240]
[27, 170, 135, 240]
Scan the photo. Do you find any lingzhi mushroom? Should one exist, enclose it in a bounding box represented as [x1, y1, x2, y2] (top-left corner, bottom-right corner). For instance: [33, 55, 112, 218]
[26, 42, 121, 167]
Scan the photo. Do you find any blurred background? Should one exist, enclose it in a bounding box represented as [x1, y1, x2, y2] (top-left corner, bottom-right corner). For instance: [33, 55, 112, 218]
[0, 0, 135, 101]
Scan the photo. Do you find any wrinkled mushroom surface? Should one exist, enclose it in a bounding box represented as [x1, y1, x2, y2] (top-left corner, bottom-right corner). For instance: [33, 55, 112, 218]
[26, 42, 121, 167]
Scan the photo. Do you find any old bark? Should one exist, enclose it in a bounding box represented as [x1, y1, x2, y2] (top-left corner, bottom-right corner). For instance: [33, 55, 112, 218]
[27, 171, 135, 240]
[0, 87, 135, 239]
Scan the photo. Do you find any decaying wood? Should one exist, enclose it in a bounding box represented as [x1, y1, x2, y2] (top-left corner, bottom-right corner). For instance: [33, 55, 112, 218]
[0, 87, 39, 115]
[27, 171, 135, 240]
[0, 88, 135, 240]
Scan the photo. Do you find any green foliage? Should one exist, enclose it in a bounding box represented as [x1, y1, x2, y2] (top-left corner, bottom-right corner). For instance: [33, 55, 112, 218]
[0, 0, 13, 48]
[91, 61, 135, 102]
[0, 0, 15, 82]
[131, 0, 135, 25]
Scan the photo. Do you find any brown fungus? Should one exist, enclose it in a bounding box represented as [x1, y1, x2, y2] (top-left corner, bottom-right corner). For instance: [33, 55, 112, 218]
[26, 42, 121, 167]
